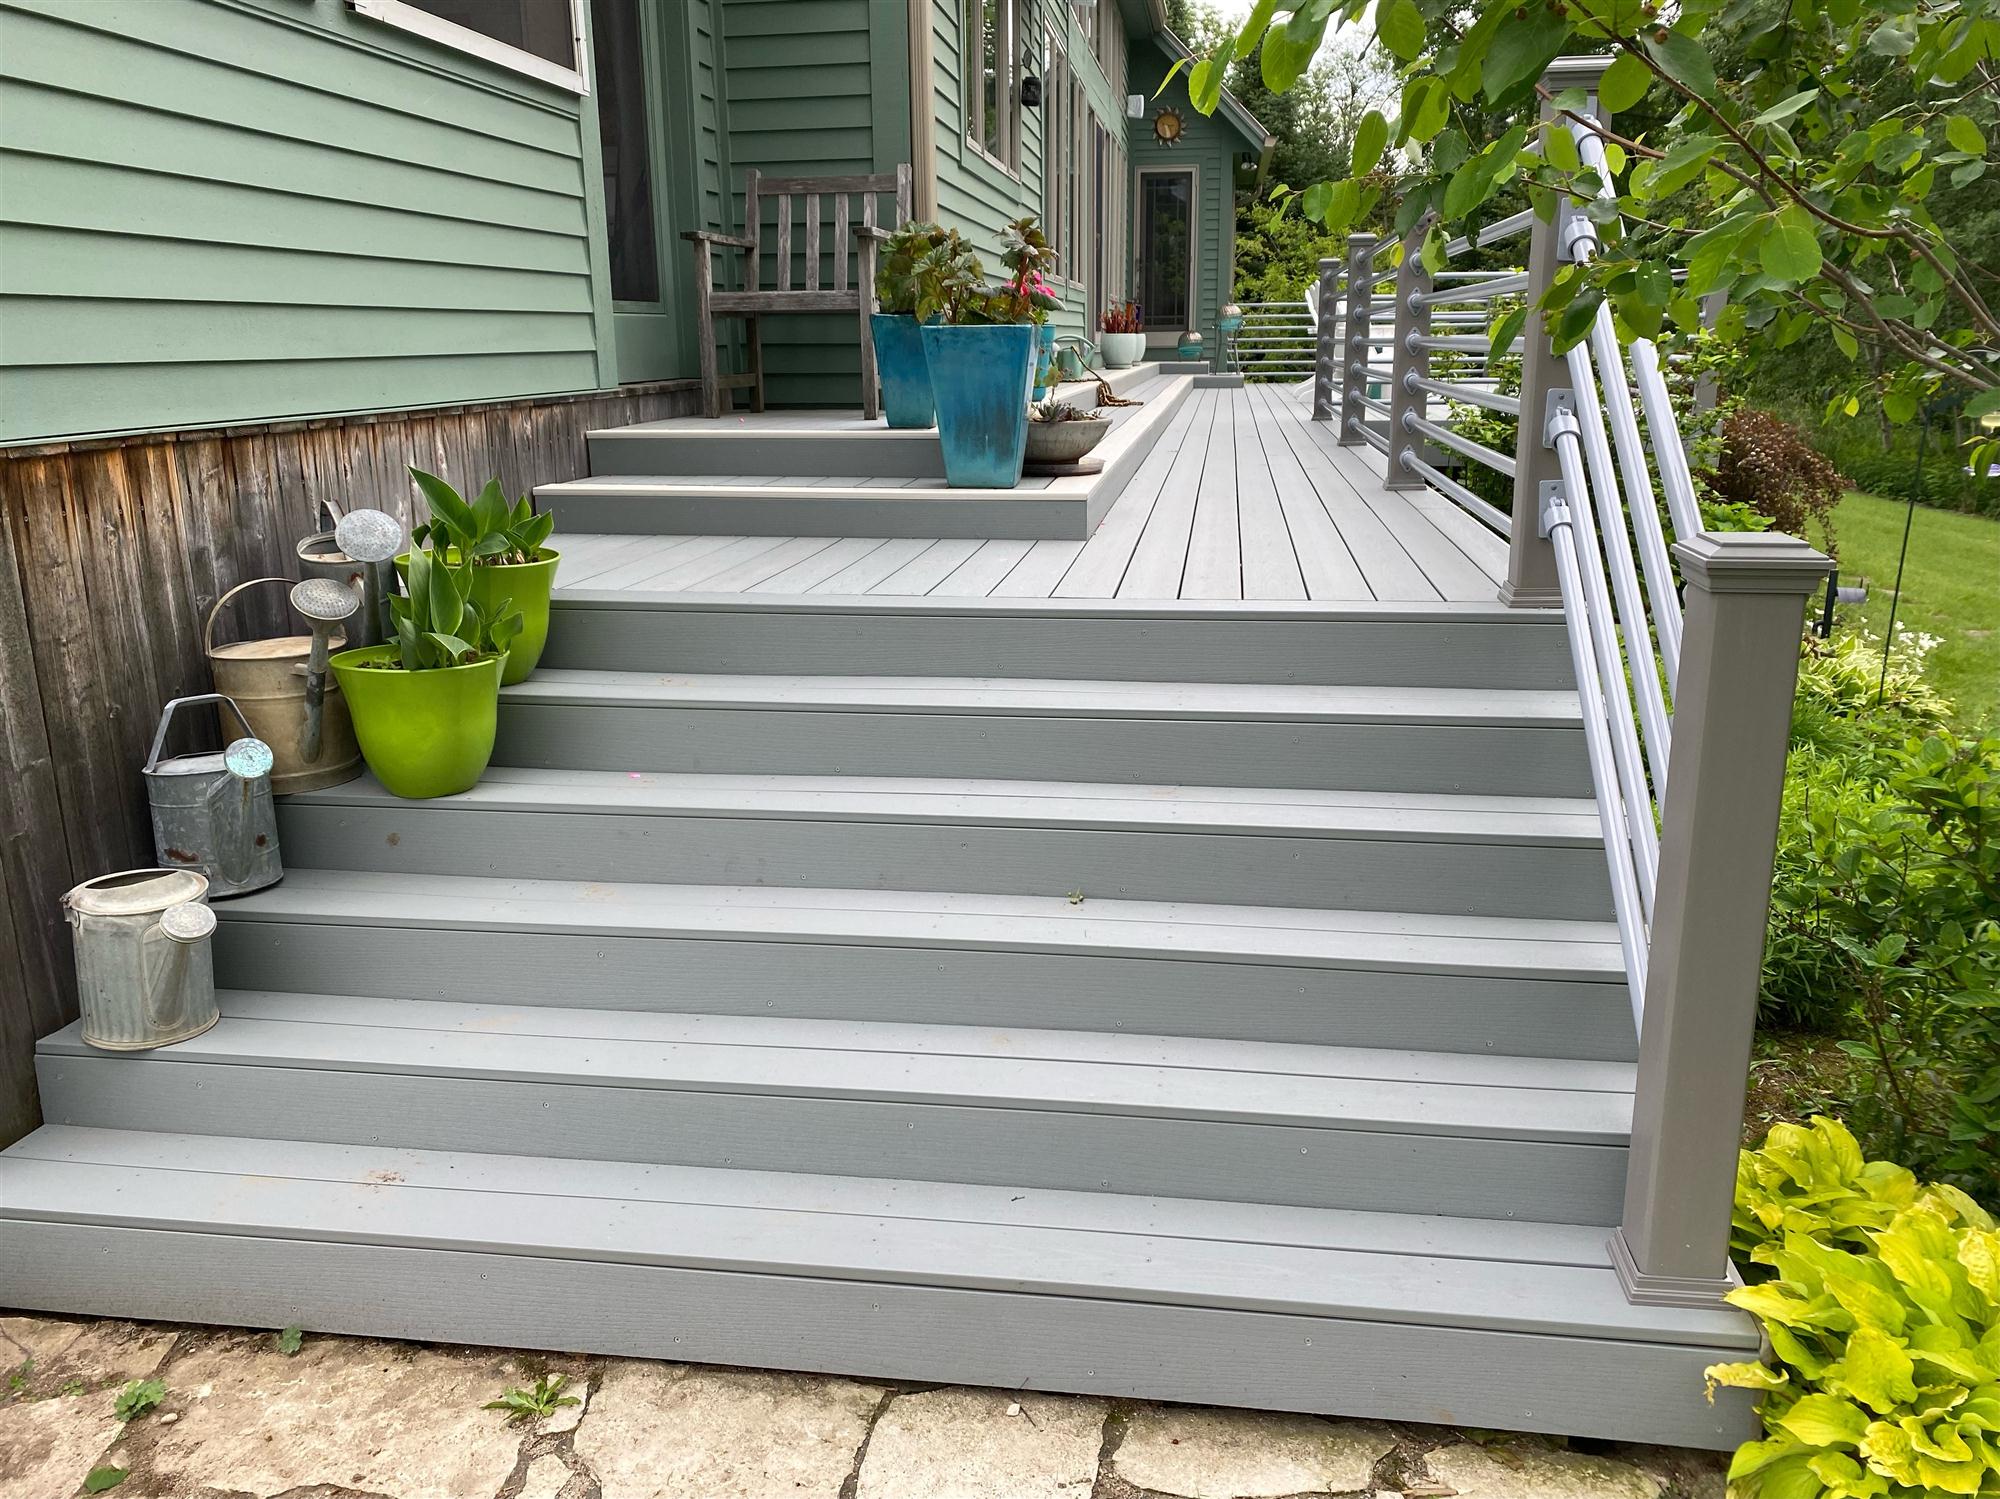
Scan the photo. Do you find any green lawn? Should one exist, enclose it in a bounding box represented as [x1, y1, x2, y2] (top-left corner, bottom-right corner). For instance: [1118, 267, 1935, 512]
[1831, 491, 2000, 732]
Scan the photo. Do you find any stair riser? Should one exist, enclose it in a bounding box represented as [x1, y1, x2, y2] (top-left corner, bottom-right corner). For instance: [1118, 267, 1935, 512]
[213, 922, 1638, 1061]
[276, 804, 1612, 922]
[543, 490, 1104, 541]
[492, 706, 1595, 798]
[540, 606, 1579, 691]
[0, 1223, 1757, 1448]
[586, 431, 947, 478]
[38, 1056, 1630, 1224]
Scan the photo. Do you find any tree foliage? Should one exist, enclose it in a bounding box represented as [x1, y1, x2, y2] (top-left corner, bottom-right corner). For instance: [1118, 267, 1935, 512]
[1178, 0, 2000, 467]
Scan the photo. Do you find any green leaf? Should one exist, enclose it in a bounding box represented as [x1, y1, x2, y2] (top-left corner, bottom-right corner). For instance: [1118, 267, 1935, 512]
[1352, 111, 1388, 176]
[1376, 0, 1425, 61]
[1642, 28, 1716, 98]
[1754, 89, 1819, 125]
[1759, 204, 1823, 282]
[1775, 1392, 1871, 1450]
[1964, 390, 2000, 420]
[1543, 120, 1581, 174]
[425, 551, 462, 640]
[409, 468, 475, 544]
[1650, 134, 1723, 197]
[1483, 8, 1571, 102]
[83, 1468, 127, 1494]
[113, 1378, 166, 1423]
[1599, 51, 1652, 113]
[276, 1325, 303, 1356]
[1489, 306, 1529, 364]
[1407, 78, 1450, 143]
[1833, 1326, 1917, 1414]
[1188, 57, 1221, 113]
[1945, 114, 1987, 156]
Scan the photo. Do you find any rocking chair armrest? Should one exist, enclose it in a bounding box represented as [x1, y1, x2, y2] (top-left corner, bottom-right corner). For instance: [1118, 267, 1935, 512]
[854, 226, 894, 242]
[681, 229, 756, 250]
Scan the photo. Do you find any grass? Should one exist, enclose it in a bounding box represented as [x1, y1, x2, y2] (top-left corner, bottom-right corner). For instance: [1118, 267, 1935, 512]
[1831, 491, 2000, 732]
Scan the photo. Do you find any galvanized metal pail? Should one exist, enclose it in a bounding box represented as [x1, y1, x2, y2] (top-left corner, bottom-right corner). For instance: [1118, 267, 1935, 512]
[144, 693, 283, 899]
[63, 868, 220, 1051]
[205, 576, 362, 793]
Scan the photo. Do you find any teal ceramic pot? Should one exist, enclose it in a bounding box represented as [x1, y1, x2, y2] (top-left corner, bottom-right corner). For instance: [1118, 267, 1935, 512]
[1031, 323, 1057, 401]
[870, 313, 936, 429]
[919, 323, 1036, 489]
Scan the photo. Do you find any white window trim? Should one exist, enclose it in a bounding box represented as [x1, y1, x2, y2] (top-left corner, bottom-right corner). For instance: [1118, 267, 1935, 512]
[964, 0, 1021, 175]
[348, 0, 590, 94]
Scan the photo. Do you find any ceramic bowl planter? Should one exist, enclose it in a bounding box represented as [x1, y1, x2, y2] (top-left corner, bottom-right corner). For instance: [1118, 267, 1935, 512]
[919, 323, 1036, 489]
[397, 548, 559, 686]
[870, 312, 936, 429]
[1100, 331, 1145, 369]
[1025, 413, 1110, 468]
[330, 645, 503, 799]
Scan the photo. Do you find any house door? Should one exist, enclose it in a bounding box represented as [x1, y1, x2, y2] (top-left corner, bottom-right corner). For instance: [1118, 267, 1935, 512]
[591, 0, 676, 383]
[1136, 167, 1195, 340]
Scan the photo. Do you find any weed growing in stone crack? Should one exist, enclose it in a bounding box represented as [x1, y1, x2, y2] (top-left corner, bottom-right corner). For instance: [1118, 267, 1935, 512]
[59, 1378, 86, 1397]
[5, 1357, 29, 1396]
[112, 1378, 166, 1422]
[483, 1372, 580, 1425]
[275, 1325, 304, 1355]
[82, 1466, 127, 1493]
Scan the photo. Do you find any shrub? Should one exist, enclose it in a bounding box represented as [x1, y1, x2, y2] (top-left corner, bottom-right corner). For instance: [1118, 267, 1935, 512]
[1701, 408, 1848, 556]
[1710, 1119, 2000, 1499]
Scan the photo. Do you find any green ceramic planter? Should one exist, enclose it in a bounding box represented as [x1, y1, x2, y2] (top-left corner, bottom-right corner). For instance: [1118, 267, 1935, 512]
[396, 548, 559, 686]
[329, 644, 503, 800]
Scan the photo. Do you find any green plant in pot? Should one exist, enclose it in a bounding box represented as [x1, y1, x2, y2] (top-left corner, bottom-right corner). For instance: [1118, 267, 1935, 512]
[397, 469, 558, 685]
[331, 548, 523, 800]
[870, 221, 956, 430]
[912, 216, 1060, 489]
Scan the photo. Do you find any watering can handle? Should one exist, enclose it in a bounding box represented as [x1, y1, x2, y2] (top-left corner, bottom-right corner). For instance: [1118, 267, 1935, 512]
[314, 497, 346, 533]
[202, 576, 295, 657]
[144, 693, 251, 775]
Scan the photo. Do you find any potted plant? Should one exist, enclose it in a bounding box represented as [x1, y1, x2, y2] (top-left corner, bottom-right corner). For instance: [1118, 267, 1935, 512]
[398, 470, 558, 686]
[1024, 399, 1110, 469]
[1100, 301, 1145, 369]
[871, 222, 953, 429]
[331, 547, 523, 800]
[1003, 219, 1061, 402]
[911, 216, 1058, 489]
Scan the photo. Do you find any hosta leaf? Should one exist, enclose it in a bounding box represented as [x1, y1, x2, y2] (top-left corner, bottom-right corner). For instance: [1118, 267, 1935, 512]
[1835, 1327, 1919, 1414]
[1777, 1392, 1871, 1449]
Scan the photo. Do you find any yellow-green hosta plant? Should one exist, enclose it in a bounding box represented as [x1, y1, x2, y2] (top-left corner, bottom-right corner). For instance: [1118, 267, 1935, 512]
[1710, 1118, 2000, 1497]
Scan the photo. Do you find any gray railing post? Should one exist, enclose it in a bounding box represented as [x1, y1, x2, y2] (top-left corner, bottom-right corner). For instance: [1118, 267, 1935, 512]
[1311, 257, 1341, 421]
[1339, 234, 1377, 445]
[1610, 531, 1831, 1307]
[1385, 225, 1432, 489]
[1504, 56, 1613, 607]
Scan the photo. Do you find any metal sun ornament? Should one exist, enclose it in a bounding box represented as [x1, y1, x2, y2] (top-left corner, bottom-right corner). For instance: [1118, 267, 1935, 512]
[1152, 107, 1184, 147]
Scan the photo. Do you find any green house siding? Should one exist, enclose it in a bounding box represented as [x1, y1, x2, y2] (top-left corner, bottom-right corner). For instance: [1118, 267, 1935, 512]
[718, 0, 910, 407]
[1128, 39, 1241, 352]
[0, 0, 616, 445]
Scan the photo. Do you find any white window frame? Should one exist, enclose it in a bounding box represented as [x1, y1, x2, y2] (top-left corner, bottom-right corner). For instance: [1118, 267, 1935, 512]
[348, 0, 590, 94]
[964, 0, 1021, 177]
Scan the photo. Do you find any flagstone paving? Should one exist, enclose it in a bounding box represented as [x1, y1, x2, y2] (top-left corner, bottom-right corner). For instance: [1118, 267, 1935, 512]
[0, 1313, 1729, 1499]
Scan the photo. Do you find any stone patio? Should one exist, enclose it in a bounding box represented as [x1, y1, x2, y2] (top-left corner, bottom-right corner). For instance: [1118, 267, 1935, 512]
[1, 1314, 1728, 1499]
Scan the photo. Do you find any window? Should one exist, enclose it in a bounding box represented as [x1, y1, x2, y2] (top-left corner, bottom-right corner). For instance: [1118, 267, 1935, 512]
[1042, 27, 1068, 277]
[349, 0, 588, 92]
[964, 0, 1019, 171]
[1137, 168, 1194, 332]
[591, 0, 657, 303]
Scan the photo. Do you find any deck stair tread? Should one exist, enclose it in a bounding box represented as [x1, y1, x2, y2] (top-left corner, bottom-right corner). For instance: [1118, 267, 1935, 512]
[0, 1127, 1754, 1350]
[291, 768, 1603, 846]
[502, 670, 1583, 725]
[35, 995, 1634, 1141]
[221, 869, 1627, 981]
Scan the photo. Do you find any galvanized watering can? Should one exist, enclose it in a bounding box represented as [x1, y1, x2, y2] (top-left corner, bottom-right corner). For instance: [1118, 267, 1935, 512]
[205, 577, 362, 793]
[63, 868, 220, 1051]
[144, 693, 282, 899]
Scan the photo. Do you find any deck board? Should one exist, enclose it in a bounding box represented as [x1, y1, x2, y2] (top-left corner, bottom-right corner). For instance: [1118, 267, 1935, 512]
[553, 383, 1511, 604]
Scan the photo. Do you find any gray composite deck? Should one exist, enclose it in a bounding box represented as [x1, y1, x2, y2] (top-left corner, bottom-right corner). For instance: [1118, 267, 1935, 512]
[550, 381, 1507, 602]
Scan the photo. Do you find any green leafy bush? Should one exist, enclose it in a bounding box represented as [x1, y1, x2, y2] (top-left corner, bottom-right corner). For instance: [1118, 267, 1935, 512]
[1711, 1119, 2000, 1498]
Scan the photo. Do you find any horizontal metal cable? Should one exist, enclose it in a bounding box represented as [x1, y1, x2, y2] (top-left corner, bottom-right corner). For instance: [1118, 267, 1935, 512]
[1443, 208, 1535, 259]
[1397, 448, 1512, 536]
[1412, 272, 1531, 307]
[1407, 375, 1520, 416]
[1358, 423, 1391, 453]
[1401, 410, 1517, 478]
[1411, 334, 1524, 354]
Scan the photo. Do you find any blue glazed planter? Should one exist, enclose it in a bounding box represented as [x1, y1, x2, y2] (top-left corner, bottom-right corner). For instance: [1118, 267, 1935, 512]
[870, 313, 935, 429]
[1030, 323, 1057, 401]
[919, 323, 1035, 489]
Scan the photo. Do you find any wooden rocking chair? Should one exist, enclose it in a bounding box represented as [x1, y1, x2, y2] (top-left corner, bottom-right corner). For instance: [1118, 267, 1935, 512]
[683, 164, 914, 420]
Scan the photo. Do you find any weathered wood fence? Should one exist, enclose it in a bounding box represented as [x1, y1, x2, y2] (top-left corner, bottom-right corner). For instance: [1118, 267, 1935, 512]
[0, 380, 700, 1146]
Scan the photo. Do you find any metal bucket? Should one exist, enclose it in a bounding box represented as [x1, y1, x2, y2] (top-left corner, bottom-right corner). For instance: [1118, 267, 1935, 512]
[144, 694, 283, 899]
[63, 868, 220, 1051]
[296, 500, 385, 648]
[205, 576, 362, 793]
